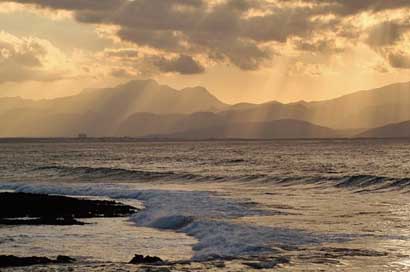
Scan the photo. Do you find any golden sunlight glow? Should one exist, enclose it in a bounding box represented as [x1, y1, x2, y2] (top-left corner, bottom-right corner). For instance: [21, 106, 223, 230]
[0, 0, 409, 105]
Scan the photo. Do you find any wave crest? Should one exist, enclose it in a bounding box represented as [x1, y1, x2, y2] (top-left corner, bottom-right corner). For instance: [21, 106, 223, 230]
[34, 166, 204, 182]
[30, 166, 410, 191]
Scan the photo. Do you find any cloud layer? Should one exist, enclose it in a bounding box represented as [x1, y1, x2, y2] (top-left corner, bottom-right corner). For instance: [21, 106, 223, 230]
[1, 0, 410, 77]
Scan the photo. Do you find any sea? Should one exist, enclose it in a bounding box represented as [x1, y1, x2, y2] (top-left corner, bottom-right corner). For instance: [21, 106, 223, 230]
[1, 139, 410, 271]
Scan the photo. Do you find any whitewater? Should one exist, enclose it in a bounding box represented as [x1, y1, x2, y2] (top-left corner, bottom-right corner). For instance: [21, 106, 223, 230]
[1, 139, 410, 271]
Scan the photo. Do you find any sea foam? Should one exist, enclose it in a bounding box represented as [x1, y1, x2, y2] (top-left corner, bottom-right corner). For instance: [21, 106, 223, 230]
[0, 182, 351, 260]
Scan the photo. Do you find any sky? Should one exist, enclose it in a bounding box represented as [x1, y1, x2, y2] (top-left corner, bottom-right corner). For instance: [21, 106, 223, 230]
[0, 0, 410, 104]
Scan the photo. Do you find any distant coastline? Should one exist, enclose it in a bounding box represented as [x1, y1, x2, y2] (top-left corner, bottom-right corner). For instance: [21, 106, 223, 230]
[0, 137, 409, 143]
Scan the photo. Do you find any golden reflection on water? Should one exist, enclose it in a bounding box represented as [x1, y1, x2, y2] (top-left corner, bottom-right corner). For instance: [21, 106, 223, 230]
[218, 182, 410, 271]
[2, 182, 410, 271]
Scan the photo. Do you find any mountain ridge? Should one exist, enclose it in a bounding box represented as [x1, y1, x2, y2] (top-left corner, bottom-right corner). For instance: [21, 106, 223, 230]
[1, 79, 410, 138]
[153, 119, 341, 139]
[358, 120, 410, 138]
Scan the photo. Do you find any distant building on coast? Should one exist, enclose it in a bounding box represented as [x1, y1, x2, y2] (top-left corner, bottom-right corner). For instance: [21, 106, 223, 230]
[78, 133, 88, 139]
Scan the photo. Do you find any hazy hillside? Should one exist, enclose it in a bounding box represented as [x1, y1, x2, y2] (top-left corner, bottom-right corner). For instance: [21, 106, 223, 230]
[358, 121, 410, 138]
[219, 82, 410, 130]
[26, 79, 227, 115]
[116, 112, 225, 137]
[158, 119, 340, 139]
[0, 80, 228, 137]
[0, 97, 36, 116]
[220, 101, 311, 124]
[1, 80, 410, 138]
[307, 82, 410, 129]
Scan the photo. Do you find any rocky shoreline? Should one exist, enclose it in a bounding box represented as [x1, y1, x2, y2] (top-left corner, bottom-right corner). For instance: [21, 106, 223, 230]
[0, 192, 142, 268]
[0, 192, 138, 225]
[0, 255, 75, 268]
[0, 192, 293, 270]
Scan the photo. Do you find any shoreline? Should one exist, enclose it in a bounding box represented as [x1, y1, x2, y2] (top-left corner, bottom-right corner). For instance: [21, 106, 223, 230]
[1, 137, 410, 144]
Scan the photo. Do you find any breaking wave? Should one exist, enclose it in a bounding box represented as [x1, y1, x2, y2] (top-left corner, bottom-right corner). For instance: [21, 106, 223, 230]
[30, 165, 410, 192]
[33, 165, 218, 182]
[0, 182, 351, 261]
[335, 175, 410, 191]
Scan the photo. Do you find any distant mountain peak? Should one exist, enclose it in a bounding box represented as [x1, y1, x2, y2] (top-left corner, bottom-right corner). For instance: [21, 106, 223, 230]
[113, 80, 222, 102]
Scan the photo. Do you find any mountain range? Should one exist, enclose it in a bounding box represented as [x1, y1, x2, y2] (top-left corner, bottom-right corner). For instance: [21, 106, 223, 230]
[358, 121, 410, 138]
[1, 79, 410, 138]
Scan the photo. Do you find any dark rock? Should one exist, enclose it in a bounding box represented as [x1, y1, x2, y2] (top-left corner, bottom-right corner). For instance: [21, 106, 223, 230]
[309, 258, 341, 265]
[0, 216, 85, 226]
[0, 256, 52, 268]
[0, 192, 137, 226]
[56, 255, 76, 263]
[211, 261, 225, 268]
[0, 255, 75, 268]
[243, 257, 290, 269]
[129, 254, 164, 264]
[139, 267, 171, 272]
[277, 244, 300, 251]
[318, 247, 388, 257]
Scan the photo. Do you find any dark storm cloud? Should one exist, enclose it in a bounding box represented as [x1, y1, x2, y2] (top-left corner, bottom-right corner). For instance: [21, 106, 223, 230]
[116, 28, 186, 52]
[0, 0, 281, 70]
[388, 52, 410, 69]
[366, 21, 410, 47]
[3, 0, 128, 11]
[321, 0, 410, 15]
[11, 0, 408, 16]
[206, 39, 271, 70]
[152, 55, 205, 75]
[293, 39, 344, 54]
[3, 0, 410, 70]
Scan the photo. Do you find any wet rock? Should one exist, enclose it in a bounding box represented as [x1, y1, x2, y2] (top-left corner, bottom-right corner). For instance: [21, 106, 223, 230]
[318, 247, 388, 257]
[0, 256, 52, 268]
[297, 247, 388, 265]
[0, 192, 137, 226]
[0, 255, 75, 268]
[277, 244, 300, 251]
[129, 254, 164, 265]
[56, 255, 76, 263]
[139, 267, 171, 272]
[243, 257, 290, 269]
[0, 216, 86, 226]
[309, 258, 341, 265]
[211, 261, 225, 268]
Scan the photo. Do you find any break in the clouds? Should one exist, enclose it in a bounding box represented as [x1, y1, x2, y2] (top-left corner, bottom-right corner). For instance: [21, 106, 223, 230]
[1, 0, 409, 73]
[1, 0, 410, 85]
[0, 31, 68, 83]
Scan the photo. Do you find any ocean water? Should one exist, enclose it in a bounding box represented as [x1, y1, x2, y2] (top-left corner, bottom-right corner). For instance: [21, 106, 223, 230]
[1, 139, 410, 271]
